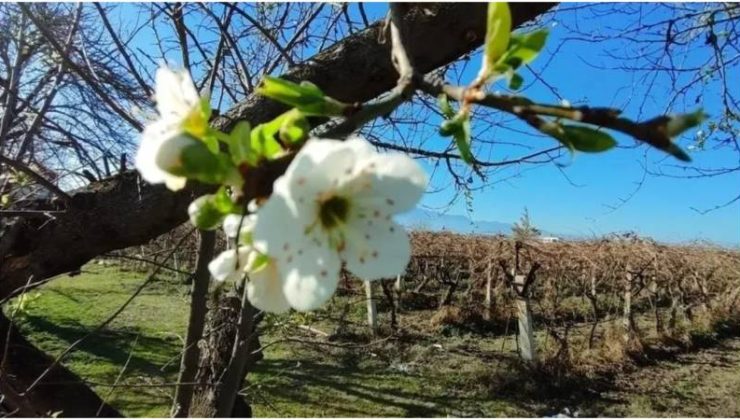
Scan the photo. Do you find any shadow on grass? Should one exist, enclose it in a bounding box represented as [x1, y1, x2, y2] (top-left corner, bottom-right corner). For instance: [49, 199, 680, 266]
[18, 314, 180, 376]
[253, 358, 472, 417]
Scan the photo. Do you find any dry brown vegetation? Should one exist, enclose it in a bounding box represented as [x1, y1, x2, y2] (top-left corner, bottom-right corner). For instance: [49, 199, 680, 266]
[351, 231, 740, 375]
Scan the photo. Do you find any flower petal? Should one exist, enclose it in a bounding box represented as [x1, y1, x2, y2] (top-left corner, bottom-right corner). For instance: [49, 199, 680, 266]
[247, 261, 290, 313]
[208, 247, 250, 282]
[135, 122, 187, 190]
[223, 214, 256, 241]
[155, 67, 199, 121]
[279, 245, 341, 311]
[343, 218, 411, 280]
[346, 150, 428, 215]
[252, 191, 310, 257]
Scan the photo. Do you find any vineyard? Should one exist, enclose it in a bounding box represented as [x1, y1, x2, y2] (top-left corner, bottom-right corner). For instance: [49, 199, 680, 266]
[107, 228, 740, 371]
[360, 232, 740, 367]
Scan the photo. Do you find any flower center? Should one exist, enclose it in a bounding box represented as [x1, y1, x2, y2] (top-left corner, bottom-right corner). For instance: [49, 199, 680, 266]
[319, 195, 350, 230]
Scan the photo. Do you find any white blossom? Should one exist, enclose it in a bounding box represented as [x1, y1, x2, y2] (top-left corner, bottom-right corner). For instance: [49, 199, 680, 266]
[208, 246, 251, 283]
[223, 213, 257, 242]
[252, 137, 427, 311]
[135, 122, 187, 191]
[208, 245, 290, 313]
[134, 66, 208, 191]
[246, 256, 290, 313]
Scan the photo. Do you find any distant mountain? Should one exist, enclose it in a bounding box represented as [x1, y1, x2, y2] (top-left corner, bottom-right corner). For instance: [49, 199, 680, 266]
[395, 208, 513, 235]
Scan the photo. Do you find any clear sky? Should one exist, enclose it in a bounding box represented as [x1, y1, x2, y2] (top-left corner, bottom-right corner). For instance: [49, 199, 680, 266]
[411, 4, 740, 247]
[119, 3, 739, 246]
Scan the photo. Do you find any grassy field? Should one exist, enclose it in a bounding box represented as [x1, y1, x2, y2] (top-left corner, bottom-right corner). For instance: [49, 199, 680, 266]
[5, 264, 740, 417]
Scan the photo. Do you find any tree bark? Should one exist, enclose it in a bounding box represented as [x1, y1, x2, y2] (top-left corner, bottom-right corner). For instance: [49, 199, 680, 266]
[189, 294, 261, 418]
[172, 230, 216, 417]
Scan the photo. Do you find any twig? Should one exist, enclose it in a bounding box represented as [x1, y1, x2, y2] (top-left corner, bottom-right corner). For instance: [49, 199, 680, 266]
[18, 3, 144, 131]
[388, 4, 415, 83]
[93, 3, 152, 97]
[1, 275, 34, 370]
[227, 4, 296, 68]
[420, 78, 694, 160]
[14, 3, 82, 160]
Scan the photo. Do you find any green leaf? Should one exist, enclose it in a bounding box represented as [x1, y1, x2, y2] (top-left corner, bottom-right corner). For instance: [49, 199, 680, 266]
[1, 194, 10, 208]
[157, 134, 238, 185]
[248, 252, 271, 272]
[439, 112, 475, 164]
[439, 118, 458, 137]
[250, 124, 284, 161]
[560, 125, 617, 153]
[438, 94, 455, 119]
[278, 109, 310, 145]
[508, 72, 524, 90]
[257, 76, 348, 116]
[228, 121, 254, 165]
[539, 123, 617, 154]
[188, 194, 226, 230]
[483, 3, 512, 77]
[212, 186, 239, 214]
[501, 30, 549, 70]
[454, 114, 474, 164]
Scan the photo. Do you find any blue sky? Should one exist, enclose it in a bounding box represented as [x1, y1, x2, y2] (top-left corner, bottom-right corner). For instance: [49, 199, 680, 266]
[118, 3, 738, 246]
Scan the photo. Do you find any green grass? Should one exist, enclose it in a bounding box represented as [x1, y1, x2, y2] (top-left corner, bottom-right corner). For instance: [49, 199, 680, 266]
[8, 265, 189, 417]
[6, 264, 740, 417]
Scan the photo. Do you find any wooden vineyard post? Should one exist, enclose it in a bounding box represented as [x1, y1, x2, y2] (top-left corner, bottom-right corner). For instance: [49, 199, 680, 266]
[485, 260, 494, 320]
[514, 273, 536, 362]
[365, 281, 378, 334]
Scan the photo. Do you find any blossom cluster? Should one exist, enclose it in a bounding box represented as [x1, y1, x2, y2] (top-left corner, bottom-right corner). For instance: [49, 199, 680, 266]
[135, 67, 427, 313]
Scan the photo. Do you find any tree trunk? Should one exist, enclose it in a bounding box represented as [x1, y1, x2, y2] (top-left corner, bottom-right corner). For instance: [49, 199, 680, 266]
[514, 274, 536, 362]
[172, 230, 215, 417]
[394, 274, 404, 311]
[189, 293, 262, 418]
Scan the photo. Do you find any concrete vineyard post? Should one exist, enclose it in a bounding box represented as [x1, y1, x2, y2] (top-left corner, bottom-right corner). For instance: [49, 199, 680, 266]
[394, 274, 404, 311]
[514, 273, 536, 361]
[623, 267, 633, 344]
[394, 274, 404, 291]
[485, 259, 493, 320]
[365, 281, 378, 334]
